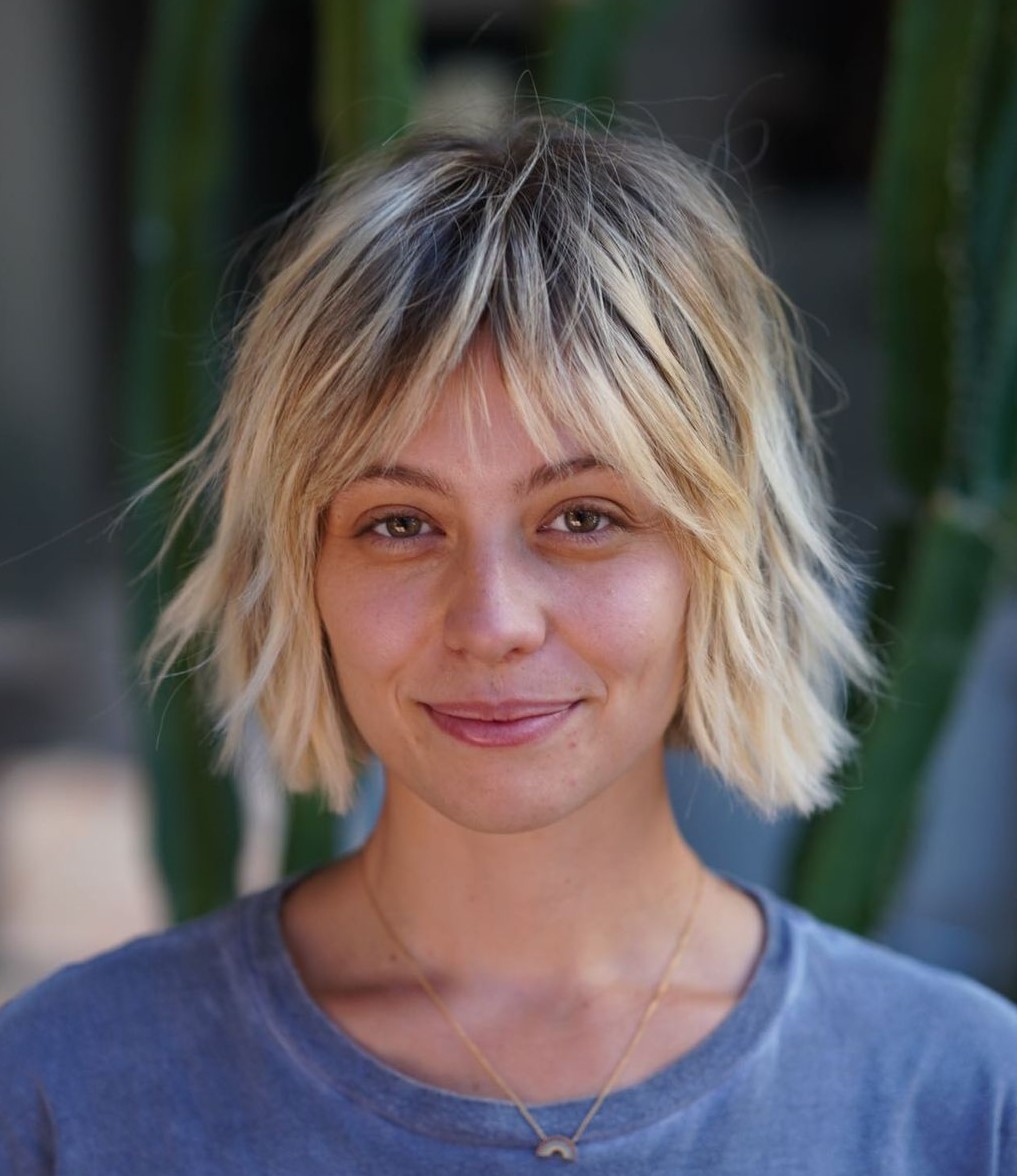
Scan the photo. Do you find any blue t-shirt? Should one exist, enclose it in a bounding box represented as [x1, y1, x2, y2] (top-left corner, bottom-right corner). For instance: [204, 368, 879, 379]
[1, 866, 1015, 1174]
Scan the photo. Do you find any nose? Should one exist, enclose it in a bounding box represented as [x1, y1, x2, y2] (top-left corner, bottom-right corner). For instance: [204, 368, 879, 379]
[442, 537, 547, 664]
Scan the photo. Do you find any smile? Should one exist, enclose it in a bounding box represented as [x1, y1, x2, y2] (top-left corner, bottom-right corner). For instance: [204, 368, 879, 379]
[421, 700, 580, 747]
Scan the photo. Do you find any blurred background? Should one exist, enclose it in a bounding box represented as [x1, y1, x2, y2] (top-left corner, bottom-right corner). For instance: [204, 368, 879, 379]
[1, 0, 1015, 1005]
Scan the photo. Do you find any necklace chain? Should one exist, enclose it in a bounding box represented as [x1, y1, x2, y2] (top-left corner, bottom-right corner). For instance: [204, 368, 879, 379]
[358, 853, 705, 1160]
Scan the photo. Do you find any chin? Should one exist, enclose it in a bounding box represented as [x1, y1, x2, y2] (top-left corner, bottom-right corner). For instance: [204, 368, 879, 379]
[409, 769, 594, 836]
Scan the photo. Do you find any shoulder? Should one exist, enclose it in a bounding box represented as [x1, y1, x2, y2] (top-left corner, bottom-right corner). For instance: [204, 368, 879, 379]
[0, 886, 263, 1091]
[765, 890, 1017, 1095]
[719, 886, 1017, 1174]
[780, 895, 1016, 1027]
[0, 880, 296, 1171]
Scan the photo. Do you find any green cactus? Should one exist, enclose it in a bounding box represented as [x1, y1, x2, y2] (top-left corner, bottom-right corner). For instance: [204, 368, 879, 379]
[540, 0, 676, 109]
[313, 0, 419, 165]
[790, 0, 1017, 937]
[122, 0, 266, 920]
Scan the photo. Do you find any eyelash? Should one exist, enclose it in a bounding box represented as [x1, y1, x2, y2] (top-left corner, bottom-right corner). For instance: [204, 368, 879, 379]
[543, 505, 624, 542]
[358, 503, 626, 548]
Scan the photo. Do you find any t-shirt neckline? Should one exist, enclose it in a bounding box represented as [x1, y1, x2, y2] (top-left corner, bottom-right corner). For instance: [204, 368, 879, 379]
[242, 864, 793, 1149]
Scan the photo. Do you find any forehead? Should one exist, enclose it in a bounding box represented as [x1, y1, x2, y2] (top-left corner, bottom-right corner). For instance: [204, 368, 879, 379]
[398, 346, 563, 465]
[324, 330, 676, 520]
[361, 350, 625, 495]
[359, 335, 561, 469]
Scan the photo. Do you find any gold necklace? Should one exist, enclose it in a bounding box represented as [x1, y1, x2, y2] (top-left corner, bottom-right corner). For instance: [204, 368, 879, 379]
[358, 853, 705, 1162]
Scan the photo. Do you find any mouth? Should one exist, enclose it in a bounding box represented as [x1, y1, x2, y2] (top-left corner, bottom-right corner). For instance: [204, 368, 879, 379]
[421, 700, 580, 748]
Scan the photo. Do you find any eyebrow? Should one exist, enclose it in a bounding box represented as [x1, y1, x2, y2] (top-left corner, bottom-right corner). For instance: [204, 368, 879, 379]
[349, 455, 615, 498]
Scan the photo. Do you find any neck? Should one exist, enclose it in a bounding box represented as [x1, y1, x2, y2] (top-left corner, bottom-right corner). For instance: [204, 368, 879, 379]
[358, 757, 702, 996]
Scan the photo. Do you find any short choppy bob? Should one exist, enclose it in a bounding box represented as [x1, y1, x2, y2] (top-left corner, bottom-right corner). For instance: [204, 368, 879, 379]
[146, 114, 879, 819]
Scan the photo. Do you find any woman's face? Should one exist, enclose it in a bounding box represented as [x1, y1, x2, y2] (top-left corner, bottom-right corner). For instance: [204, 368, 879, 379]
[316, 340, 692, 834]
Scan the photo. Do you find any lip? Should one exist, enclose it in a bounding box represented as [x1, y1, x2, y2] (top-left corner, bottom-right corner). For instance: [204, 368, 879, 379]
[422, 700, 580, 747]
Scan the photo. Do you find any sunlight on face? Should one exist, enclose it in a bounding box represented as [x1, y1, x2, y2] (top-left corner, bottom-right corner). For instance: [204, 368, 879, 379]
[315, 339, 691, 834]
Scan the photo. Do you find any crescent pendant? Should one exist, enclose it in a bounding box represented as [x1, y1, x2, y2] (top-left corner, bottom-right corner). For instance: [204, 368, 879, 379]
[535, 1135, 578, 1161]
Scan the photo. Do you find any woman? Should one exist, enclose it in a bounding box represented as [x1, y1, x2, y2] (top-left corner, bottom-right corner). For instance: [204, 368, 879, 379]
[1, 116, 1014, 1173]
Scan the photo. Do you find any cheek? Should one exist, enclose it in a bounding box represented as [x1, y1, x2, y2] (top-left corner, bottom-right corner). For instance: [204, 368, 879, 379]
[564, 555, 690, 685]
[316, 555, 432, 691]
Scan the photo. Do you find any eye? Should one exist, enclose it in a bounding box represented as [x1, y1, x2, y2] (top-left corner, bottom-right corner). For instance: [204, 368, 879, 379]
[367, 513, 433, 539]
[546, 506, 616, 535]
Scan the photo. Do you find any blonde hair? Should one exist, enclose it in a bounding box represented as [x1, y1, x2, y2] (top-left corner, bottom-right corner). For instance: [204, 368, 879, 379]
[146, 114, 879, 818]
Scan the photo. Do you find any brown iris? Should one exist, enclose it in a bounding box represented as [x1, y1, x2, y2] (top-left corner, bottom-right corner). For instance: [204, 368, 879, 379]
[561, 508, 602, 533]
[385, 515, 423, 537]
